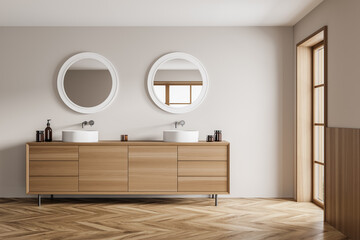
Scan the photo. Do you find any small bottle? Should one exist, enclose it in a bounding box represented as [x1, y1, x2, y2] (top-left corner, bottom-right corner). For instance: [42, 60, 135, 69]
[121, 134, 128, 141]
[36, 131, 44, 142]
[214, 130, 222, 142]
[45, 119, 52, 142]
[207, 135, 214, 142]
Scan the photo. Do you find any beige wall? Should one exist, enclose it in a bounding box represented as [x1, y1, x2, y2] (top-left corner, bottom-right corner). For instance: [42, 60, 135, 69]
[0, 27, 294, 198]
[294, 0, 360, 128]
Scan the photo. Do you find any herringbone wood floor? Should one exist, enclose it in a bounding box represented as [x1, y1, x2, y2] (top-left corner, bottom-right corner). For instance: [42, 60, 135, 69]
[0, 198, 347, 240]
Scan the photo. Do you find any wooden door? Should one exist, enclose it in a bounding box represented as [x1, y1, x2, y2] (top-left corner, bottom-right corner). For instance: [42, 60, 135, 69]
[79, 146, 128, 192]
[129, 146, 177, 192]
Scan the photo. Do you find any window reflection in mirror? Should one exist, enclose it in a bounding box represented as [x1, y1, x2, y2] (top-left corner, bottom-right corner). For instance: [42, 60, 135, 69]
[64, 59, 112, 108]
[153, 59, 203, 108]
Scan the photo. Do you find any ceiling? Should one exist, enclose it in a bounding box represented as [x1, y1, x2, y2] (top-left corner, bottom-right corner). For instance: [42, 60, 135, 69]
[0, 0, 323, 27]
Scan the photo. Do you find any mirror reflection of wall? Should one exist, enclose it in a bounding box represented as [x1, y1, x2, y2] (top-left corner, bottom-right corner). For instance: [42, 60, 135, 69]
[64, 59, 112, 108]
[153, 59, 203, 109]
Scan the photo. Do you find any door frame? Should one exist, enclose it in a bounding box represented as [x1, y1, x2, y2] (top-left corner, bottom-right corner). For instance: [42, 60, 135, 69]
[295, 26, 328, 212]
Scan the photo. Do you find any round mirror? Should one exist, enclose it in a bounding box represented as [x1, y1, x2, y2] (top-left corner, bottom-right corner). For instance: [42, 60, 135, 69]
[57, 52, 119, 114]
[147, 52, 209, 114]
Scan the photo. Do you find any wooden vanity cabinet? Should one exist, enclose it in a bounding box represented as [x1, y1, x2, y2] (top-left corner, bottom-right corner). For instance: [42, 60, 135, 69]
[26, 141, 230, 198]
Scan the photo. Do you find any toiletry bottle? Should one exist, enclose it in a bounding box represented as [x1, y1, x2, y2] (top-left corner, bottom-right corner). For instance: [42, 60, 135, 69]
[207, 135, 214, 142]
[214, 130, 222, 142]
[36, 130, 44, 142]
[45, 119, 52, 142]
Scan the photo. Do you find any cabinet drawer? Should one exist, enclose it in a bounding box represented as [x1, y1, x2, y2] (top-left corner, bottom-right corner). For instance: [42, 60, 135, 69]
[29, 177, 78, 192]
[178, 161, 227, 177]
[29, 146, 78, 160]
[30, 161, 78, 176]
[178, 177, 228, 192]
[178, 146, 227, 161]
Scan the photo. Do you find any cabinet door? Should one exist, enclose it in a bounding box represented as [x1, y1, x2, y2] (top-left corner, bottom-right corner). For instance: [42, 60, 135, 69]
[79, 146, 128, 192]
[129, 146, 177, 192]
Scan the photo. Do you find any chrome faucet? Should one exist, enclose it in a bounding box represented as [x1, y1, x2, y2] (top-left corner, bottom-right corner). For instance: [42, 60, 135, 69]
[82, 120, 95, 128]
[175, 120, 185, 128]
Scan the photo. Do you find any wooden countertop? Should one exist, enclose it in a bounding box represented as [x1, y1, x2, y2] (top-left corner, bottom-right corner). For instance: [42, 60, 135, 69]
[27, 140, 230, 146]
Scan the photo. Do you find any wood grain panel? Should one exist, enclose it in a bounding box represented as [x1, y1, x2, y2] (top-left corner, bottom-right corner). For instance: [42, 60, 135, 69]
[29, 177, 78, 192]
[178, 146, 227, 161]
[178, 177, 228, 192]
[79, 146, 128, 192]
[29, 161, 78, 176]
[178, 161, 227, 177]
[29, 146, 78, 160]
[129, 146, 177, 191]
[296, 45, 312, 202]
[326, 127, 360, 240]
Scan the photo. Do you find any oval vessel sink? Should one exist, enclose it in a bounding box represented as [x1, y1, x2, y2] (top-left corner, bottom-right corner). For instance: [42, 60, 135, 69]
[163, 130, 199, 143]
[62, 130, 99, 143]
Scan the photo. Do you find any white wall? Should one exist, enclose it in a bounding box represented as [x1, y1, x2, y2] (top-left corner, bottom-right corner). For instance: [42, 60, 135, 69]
[294, 0, 360, 128]
[0, 27, 294, 198]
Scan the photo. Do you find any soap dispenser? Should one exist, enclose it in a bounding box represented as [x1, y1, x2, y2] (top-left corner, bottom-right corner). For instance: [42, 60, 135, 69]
[45, 119, 52, 142]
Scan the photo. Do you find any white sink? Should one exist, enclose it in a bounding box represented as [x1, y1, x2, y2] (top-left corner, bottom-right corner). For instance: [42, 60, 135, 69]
[163, 130, 199, 143]
[62, 130, 99, 143]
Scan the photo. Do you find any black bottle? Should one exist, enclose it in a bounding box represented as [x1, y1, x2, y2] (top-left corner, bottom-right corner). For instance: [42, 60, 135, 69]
[45, 119, 52, 142]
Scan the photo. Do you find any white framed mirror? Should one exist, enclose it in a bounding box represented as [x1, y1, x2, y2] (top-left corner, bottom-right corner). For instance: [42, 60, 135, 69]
[147, 52, 209, 114]
[57, 52, 119, 114]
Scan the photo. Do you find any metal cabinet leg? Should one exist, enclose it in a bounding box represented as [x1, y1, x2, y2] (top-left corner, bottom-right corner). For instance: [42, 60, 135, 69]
[38, 194, 41, 207]
[215, 194, 218, 206]
[212, 194, 215, 199]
